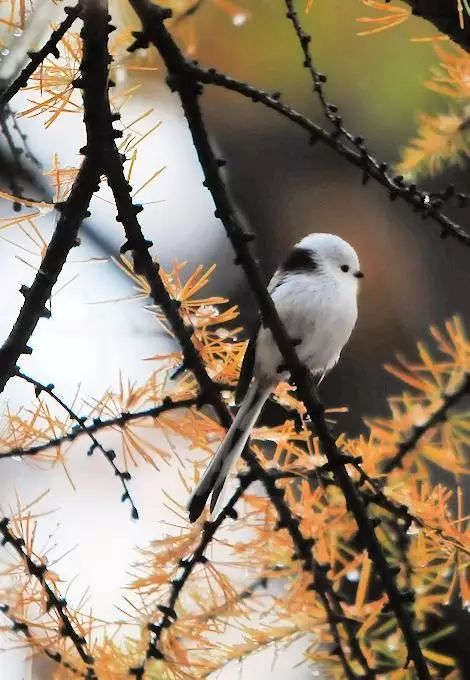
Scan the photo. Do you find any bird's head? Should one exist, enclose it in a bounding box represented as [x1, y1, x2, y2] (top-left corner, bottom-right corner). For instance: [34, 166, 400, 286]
[282, 233, 364, 289]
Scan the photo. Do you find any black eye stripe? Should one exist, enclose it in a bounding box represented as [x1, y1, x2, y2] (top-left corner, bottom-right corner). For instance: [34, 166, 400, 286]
[280, 247, 317, 274]
[341, 265, 349, 272]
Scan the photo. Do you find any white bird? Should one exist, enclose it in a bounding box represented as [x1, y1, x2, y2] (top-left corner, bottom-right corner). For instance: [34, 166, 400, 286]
[188, 233, 363, 523]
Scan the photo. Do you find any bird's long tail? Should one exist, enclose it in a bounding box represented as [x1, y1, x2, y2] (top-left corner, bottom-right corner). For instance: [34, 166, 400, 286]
[188, 381, 270, 523]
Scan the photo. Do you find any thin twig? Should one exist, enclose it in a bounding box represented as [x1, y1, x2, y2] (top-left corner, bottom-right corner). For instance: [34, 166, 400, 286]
[0, 518, 96, 677]
[16, 370, 140, 520]
[270, 468, 470, 557]
[173, 0, 206, 26]
[284, 0, 469, 212]
[188, 65, 470, 247]
[0, 4, 82, 109]
[0, 603, 86, 677]
[383, 373, 470, 473]
[0, 396, 199, 459]
[129, 472, 254, 678]
[284, 0, 342, 130]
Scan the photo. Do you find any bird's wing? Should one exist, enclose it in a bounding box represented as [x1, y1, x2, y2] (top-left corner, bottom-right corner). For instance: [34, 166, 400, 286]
[235, 323, 259, 405]
[235, 266, 285, 405]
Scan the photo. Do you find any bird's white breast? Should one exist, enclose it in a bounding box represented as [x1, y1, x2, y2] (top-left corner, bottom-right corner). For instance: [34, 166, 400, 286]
[255, 272, 358, 384]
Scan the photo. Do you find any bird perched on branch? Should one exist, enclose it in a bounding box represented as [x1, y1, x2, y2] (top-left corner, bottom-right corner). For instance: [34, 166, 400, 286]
[188, 233, 363, 522]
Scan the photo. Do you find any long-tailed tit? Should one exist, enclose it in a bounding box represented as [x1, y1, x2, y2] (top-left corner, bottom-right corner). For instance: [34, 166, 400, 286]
[188, 233, 363, 522]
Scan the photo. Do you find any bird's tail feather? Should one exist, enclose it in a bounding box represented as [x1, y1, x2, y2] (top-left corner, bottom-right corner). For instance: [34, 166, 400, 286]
[187, 381, 270, 523]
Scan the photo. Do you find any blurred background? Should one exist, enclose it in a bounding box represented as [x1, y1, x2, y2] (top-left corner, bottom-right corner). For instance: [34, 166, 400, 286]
[0, 0, 469, 677]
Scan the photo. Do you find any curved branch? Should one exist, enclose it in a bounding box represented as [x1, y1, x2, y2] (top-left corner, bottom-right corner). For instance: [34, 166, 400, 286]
[0, 1, 107, 396]
[0, 157, 99, 394]
[188, 67, 470, 248]
[16, 368, 140, 519]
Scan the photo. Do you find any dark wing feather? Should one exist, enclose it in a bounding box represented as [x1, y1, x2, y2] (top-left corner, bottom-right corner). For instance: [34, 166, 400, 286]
[235, 323, 259, 405]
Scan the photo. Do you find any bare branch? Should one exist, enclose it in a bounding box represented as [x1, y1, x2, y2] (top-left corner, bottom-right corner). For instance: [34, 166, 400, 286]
[0, 1, 109, 396]
[188, 71, 470, 247]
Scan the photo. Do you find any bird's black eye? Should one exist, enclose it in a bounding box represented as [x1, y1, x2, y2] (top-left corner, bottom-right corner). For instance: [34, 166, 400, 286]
[341, 265, 349, 273]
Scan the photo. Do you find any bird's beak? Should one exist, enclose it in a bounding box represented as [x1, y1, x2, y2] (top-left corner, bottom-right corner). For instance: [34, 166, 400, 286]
[354, 271, 364, 279]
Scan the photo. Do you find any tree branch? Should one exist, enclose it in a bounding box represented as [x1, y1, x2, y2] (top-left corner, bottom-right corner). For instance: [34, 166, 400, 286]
[187, 68, 470, 247]
[129, 472, 255, 678]
[0, 1, 110, 396]
[383, 372, 470, 473]
[16, 370, 140, 520]
[271, 467, 470, 557]
[0, 4, 81, 109]
[0, 518, 96, 677]
[0, 603, 86, 677]
[0, 396, 199, 459]
[0, 156, 99, 395]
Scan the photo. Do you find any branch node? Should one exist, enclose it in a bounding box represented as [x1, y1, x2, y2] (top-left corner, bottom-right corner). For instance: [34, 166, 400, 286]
[39, 306, 51, 319]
